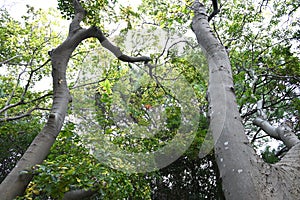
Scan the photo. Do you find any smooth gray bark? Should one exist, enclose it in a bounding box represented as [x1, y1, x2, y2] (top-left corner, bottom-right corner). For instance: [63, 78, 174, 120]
[192, 1, 300, 199]
[0, 1, 150, 199]
[254, 117, 300, 149]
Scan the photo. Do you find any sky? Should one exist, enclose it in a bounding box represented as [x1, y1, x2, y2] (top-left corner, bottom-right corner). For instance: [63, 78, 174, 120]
[0, 0, 57, 19]
[0, 0, 139, 20]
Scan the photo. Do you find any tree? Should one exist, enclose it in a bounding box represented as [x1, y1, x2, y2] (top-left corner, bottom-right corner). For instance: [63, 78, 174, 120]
[191, 0, 300, 199]
[1, 0, 300, 199]
[0, 1, 151, 199]
[0, 5, 64, 195]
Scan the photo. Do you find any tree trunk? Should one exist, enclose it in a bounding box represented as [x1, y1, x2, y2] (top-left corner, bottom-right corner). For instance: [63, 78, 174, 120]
[191, 1, 300, 199]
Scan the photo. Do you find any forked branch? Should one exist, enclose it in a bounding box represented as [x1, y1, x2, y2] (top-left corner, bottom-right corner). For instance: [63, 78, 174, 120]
[208, 0, 220, 21]
[70, 0, 151, 63]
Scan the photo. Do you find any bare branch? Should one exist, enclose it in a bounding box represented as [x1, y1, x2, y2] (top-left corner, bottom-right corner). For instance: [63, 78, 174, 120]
[5, 66, 27, 108]
[156, 30, 171, 62]
[259, 0, 270, 13]
[87, 26, 151, 62]
[253, 117, 300, 149]
[208, 0, 220, 21]
[0, 106, 49, 122]
[2, 58, 51, 114]
[0, 55, 21, 66]
[0, 92, 52, 115]
[70, 79, 109, 90]
[21, 59, 51, 101]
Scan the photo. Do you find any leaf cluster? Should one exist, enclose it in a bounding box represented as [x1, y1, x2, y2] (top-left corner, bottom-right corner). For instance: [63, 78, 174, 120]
[21, 123, 152, 199]
[57, 0, 118, 27]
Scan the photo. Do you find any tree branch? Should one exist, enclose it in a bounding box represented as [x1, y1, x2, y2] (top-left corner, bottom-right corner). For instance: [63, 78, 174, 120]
[0, 107, 49, 122]
[87, 26, 151, 62]
[253, 117, 300, 149]
[208, 0, 220, 21]
[69, 0, 151, 63]
[69, 0, 86, 36]
[21, 59, 51, 101]
[0, 92, 52, 115]
[62, 189, 97, 200]
[0, 55, 21, 66]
